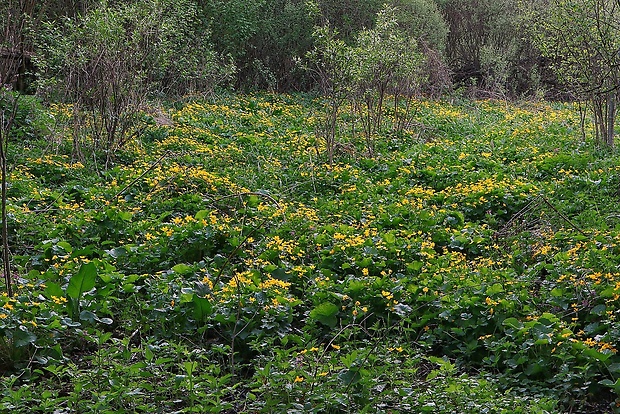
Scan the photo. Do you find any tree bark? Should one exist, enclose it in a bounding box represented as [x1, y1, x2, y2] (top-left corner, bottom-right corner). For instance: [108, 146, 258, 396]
[0, 92, 16, 297]
[606, 90, 616, 147]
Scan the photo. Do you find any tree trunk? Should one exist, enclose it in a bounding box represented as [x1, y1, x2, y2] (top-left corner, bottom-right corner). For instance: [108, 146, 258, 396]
[0, 91, 16, 297]
[606, 90, 616, 147]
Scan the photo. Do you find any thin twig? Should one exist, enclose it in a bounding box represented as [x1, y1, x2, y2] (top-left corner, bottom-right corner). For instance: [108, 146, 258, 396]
[30, 189, 67, 215]
[212, 216, 270, 287]
[113, 150, 171, 200]
[210, 191, 282, 211]
[539, 196, 588, 236]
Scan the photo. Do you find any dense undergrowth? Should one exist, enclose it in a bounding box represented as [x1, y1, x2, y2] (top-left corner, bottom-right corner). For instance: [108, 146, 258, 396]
[1, 94, 620, 413]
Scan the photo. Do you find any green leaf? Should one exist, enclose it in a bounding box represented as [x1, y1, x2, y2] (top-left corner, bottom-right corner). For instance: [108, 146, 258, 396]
[184, 361, 197, 375]
[271, 267, 291, 281]
[106, 247, 127, 259]
[591, 304, 606, 315]
[56, 241, 73, 253]
[583, 347, 612, 362]
[175, 375, 186, 386]
[393, 303, 412, 317]
[383, 232, 396, 244]
[118, 211, 133, 221]
[502, 317, 523, 329]
[193, 296, 213, 321]
[346, 280, 366, 295]
[66, 262, 98, 300]
[180, 288, 194, 303]
[247, 195, 259, 206]
[145, 346, 154, 361]
[14, 326, 37, 347]
[600, 378, 620, 392]
[44, 281, 64, 299]
[60, 317, 81, 327]
[550, 288, 564, 297]
[338, 368, 361, 385]
[309, 302, 339, 328]
[195, 210, 209, 220]
[486, 283, 504, 295]
[172, 264, 193, 274]
[407, 261, 424, 272]
[607, 363, 620, 374]
[525, 362, 543, 376]
[600, 288, 615, 298]
[79, 310, 98, 323]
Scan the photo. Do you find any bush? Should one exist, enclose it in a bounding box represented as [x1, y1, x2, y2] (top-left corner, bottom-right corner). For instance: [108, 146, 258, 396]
[439, 0, 544, 97]
[389, 0, 448, 53]
[0, 92, 50, 142]
[351, 5, 425, 155]
[34, 0, 234, 164]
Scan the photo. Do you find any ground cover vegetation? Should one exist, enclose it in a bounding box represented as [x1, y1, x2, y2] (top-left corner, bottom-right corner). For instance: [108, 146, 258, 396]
[2, 93, 620, 413]
[3, 0, 620, 413]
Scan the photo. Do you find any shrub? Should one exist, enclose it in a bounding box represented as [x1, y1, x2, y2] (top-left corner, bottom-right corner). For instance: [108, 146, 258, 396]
[34, 0, 234, 165]
[389, 0, 448, 53]
[351, 5, 425, 155]
[439, 0, 544, 97]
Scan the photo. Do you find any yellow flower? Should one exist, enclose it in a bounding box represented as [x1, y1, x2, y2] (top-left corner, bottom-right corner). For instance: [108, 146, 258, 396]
[584, 338, 597, 347]
[2, 303, 13, 311]
[294, 376, 304, 383]
[485, 297, 496, 306]
[0, 313, 7, 319]
[51, 296, 68, 305]
[362, 268, 369, 276]
[331, 344, 340, 350]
